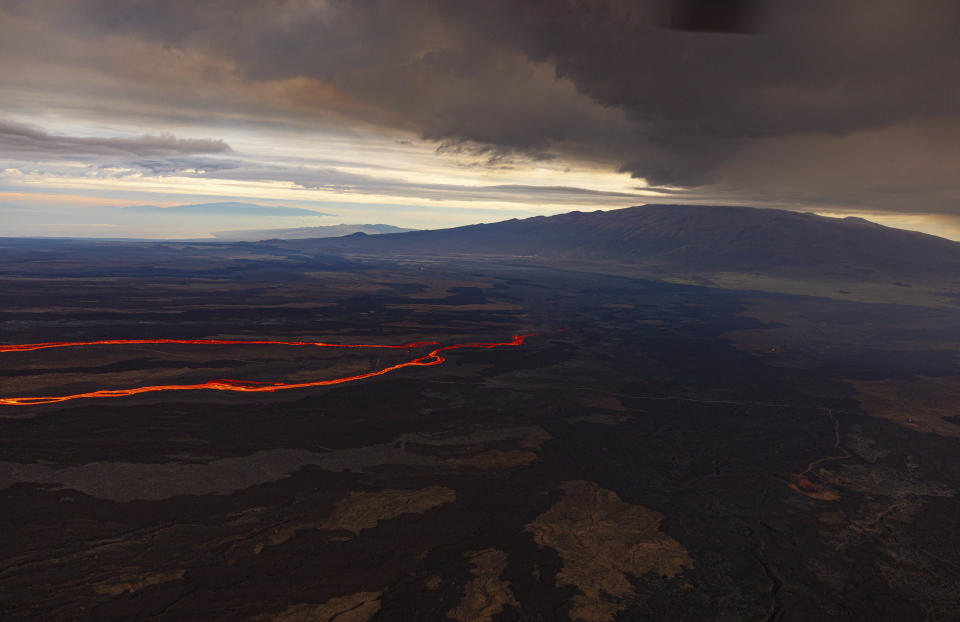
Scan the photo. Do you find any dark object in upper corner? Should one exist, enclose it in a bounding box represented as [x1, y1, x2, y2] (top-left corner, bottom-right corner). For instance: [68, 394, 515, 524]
[659, 0, 763, 33]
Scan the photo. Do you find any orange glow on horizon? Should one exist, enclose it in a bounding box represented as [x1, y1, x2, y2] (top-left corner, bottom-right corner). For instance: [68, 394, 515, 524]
[0, 334, 535, 406]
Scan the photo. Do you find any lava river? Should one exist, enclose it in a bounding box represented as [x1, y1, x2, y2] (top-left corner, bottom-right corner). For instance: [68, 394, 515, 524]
[0, 334, 535, 406]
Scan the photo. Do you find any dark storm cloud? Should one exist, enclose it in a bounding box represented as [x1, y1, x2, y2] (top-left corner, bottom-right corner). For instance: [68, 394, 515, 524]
[3, 1, 960, 214]
[441, 0, 960, 185]
[0, 119, 232, 158]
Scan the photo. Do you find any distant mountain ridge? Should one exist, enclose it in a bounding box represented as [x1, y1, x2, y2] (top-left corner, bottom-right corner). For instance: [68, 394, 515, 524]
[282, 204, 960, 280]
[213, 223, 416, 241]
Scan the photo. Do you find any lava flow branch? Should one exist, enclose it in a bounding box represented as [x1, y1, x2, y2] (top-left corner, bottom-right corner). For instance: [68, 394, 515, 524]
[0, 338, 440, 353]
[0, 334, 535, 406]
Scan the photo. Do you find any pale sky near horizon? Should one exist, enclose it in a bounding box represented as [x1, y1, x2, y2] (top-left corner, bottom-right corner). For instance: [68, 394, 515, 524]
[2, 2, 960, 239]
[0, 112, 676, 237]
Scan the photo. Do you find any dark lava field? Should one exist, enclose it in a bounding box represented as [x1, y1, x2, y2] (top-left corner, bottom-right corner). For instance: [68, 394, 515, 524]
[2, 238, 960, 621]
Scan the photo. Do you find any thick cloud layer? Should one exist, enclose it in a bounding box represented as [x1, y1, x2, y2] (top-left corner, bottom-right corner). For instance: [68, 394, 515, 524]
[0, 119, 231, 158]
[2, 1, 959, 215]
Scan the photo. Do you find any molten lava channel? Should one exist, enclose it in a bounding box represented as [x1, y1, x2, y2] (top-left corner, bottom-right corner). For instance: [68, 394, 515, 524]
[0, 334, 535, 406]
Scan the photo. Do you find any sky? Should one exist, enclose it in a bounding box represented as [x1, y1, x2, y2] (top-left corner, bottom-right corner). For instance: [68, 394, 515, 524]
[1, 1, 959, 239]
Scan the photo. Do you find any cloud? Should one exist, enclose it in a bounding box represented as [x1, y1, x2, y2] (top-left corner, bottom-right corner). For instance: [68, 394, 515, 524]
[122, 202, 332, 218]
[129, 157, 242, 175]
[0, 119, 231, 158]
[163, 161, 661, 205]
[2, 1, 959, 216]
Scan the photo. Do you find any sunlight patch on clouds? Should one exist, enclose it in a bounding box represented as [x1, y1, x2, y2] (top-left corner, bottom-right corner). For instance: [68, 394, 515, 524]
[3, 171, 634, 214]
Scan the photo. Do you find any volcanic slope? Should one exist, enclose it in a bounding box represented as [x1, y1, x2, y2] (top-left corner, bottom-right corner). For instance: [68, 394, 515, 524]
[283, 204, 960, 281]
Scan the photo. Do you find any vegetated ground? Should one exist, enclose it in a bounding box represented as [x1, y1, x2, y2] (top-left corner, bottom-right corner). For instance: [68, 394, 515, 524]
[2, 238, 960, 621]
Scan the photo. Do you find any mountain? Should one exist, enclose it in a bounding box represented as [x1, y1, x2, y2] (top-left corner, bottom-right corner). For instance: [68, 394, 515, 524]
[124, 202, 332, 218]
[283, 204, 960, 280]
[212, 223, 416, 241]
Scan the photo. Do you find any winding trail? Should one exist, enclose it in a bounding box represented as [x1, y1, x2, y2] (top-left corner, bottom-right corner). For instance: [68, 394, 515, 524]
[801, 409, 851, 477]
[0, 334, 535, 406]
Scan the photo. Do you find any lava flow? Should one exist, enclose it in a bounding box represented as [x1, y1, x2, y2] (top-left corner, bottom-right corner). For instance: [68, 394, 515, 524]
[0, 334, 535, 406]
[0, 338, 439, 353]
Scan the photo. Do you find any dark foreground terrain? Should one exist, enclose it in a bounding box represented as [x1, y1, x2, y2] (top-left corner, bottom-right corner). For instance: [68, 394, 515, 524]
[2, 238, 960, 620]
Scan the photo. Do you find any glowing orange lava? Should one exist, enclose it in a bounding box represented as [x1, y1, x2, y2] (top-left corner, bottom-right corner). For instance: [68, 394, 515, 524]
[0, 334, 535, 406]
[0, 338, 438, 353]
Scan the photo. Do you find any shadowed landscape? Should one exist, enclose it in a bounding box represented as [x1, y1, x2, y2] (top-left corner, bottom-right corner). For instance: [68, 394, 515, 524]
[4, 207, 960, 620]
